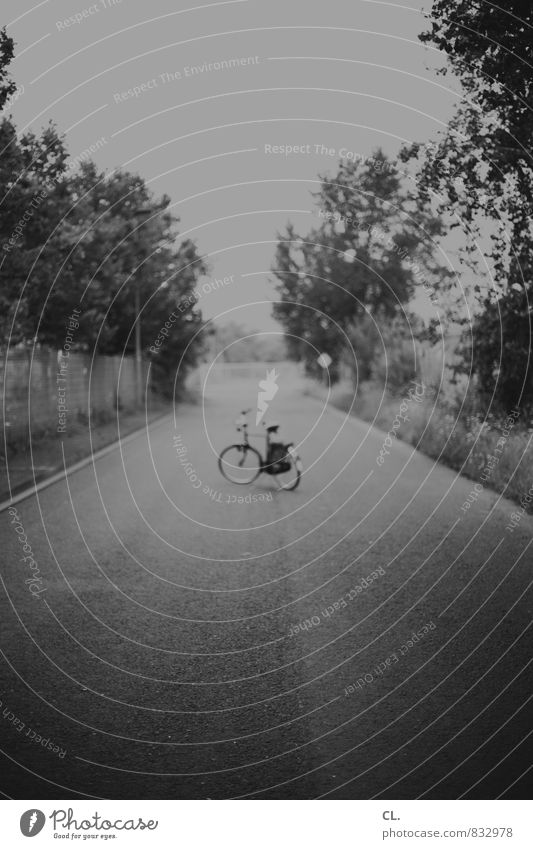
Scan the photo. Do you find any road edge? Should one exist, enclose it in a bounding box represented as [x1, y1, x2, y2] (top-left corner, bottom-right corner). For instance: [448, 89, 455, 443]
[0, 412, 173, 513]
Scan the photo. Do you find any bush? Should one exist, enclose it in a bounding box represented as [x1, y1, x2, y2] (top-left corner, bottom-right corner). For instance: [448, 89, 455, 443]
[304, 376, 533, 512]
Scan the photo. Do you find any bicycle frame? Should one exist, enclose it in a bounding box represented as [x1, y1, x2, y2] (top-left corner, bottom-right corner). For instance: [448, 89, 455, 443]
[235, 420, 269, 468]
[236, 415, 297, 472]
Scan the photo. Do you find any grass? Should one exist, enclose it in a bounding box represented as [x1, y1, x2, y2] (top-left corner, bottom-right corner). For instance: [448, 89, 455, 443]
[303, 378, 533, 512]
[0, 396, 171, 502]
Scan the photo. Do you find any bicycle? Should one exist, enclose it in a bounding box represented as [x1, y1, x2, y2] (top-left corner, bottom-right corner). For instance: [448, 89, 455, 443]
[218, 409, 302, 491]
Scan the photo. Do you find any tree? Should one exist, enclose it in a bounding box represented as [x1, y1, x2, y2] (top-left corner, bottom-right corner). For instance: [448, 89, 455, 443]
[0, 119, 72, 344]
[0, 128, 207, 392]
[272, 150, 450, 379]
[0, 31, 207, 395]
[0, 30, 66, 345]
[0, 26, 16, 110]
[402, 1, 533, 412]
[46, 161, 208, 389]
[210, 321, 287, 362]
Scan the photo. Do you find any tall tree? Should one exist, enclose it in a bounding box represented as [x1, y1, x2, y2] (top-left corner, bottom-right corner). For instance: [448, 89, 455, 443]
[0, 29, 207, 392]
[0, 119, 71, 344]
[402, 1, 533, 412]
[0, 129, 207, 389]
[0, 26, 16, 110]
[272, 150, 449, 379]
[41, 160, 208, 388]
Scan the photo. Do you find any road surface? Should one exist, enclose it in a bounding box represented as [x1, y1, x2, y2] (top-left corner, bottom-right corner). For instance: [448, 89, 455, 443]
[1, 370, 531, 799]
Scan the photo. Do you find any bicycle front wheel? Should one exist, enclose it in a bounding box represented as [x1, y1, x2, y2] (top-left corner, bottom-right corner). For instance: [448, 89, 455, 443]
[218, 444, 262, 485]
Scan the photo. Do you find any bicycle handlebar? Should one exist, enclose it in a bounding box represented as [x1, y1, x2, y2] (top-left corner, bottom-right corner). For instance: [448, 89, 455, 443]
[237, 410, 272, 430]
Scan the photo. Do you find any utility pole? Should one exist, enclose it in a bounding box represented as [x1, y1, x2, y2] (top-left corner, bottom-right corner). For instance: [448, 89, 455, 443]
[134, 281, 142, 408]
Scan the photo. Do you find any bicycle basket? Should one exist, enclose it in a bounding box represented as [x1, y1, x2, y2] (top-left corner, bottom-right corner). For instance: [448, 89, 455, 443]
[266, 442, 292, 474]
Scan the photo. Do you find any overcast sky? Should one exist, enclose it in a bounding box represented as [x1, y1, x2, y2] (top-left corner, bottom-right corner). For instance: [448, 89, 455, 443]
[3, 0, 462, 331]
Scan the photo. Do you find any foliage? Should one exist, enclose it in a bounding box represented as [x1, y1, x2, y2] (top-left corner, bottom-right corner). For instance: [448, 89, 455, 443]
[343, 313, 381, 383]
[210, 321, 287, 363]
[401, 1, 533, 412]
[0, 26, 16, 110]
[370, 316, 423, 394]
[272, 150, 451, 380]
[0, 123, 206, 391]
[306, 377, 533, 513]
[0, 118, 72, 344]
[0, 34, 207, 392]
[343, 311, 424, 394]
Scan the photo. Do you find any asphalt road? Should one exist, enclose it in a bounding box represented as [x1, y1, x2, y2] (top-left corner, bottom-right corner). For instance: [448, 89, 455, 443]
[1, 373, 531, 799]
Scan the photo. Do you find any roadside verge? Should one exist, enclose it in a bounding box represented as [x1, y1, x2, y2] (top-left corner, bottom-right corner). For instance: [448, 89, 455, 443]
[0, 405, 172, 511]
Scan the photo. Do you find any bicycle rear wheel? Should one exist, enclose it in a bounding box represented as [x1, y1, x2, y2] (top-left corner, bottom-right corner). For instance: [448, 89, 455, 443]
[273, 449, 302, 491]
[218, 444, 262, 485]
